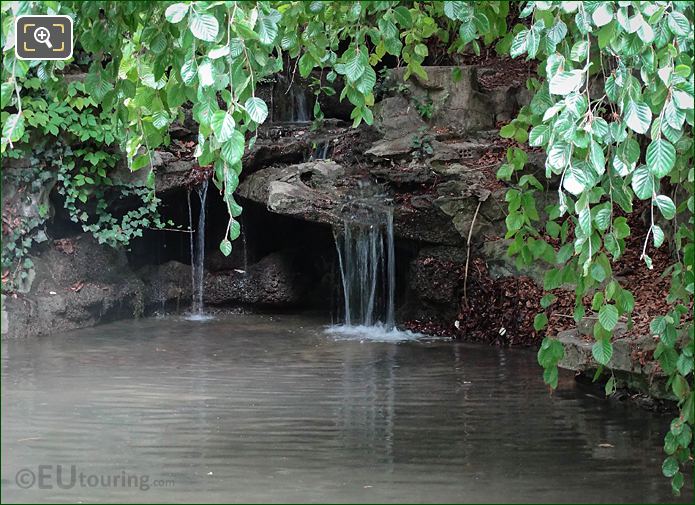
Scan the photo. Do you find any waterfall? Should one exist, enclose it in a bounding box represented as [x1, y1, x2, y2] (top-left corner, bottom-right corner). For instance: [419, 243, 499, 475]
[385, 210, 395, 329]
[333, 206, 396, 331]
[188, 179, 209, 317]
[310, 140, 331, 160]
[292, 87, 310, 122]
[239, 213, 249, 273]
[187, 190, 194, 303]
[270, 72, 310, 123]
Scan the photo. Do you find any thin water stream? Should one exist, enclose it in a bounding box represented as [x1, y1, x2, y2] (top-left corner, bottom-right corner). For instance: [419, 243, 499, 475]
[333, 199, 396, 333]
[187, 180, 209, 318]
[292, 87, 309, 123]
[1, 314, 689, 503]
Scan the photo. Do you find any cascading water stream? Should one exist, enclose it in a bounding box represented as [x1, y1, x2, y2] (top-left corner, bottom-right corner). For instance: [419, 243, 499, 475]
[187, 179, 209, 318]
[333, 205, 397, 333]
[310, 140, 332, 160]
[292, 87, 310, 122]
[239, 213, 249, 274]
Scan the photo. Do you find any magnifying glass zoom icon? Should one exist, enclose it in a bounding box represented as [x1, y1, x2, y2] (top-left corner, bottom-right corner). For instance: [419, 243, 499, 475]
[34, 27, 52, 48]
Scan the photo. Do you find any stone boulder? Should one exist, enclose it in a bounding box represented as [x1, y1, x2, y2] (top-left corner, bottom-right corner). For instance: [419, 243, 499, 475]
[375, 66, 495, 139]
[479, 239, 549, 285]
[138, 260, 193, 312]
[557, 329, 672, 399]
[238, 159, 470, 246]
[1, 236, 201, 338]
[203, 251, 307, 307]
[237, 160, 345, 226]
[403, 246, 468, 322]
[1, 235, 146, 338]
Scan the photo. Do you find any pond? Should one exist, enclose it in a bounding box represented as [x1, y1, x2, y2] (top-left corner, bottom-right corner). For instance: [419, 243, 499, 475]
[1, 314, 691, 503]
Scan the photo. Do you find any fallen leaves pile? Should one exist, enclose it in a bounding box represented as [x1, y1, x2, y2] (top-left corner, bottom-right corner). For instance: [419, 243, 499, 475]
[405, 200, 691, 349]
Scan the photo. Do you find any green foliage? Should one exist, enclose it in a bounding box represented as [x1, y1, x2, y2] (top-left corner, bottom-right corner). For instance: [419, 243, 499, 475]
[0, 0, 692, 494]
[2, 0, 505, 263]
[497, 1, 694, 495]
[414, 94, 435, 120]
[410, 127, 434, 159]
[1, 67, 168, 288]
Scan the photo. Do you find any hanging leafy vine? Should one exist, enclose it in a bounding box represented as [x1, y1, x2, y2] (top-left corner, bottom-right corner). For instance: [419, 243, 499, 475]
[1, 0, 692, 493]
[496, 1, 693, 495]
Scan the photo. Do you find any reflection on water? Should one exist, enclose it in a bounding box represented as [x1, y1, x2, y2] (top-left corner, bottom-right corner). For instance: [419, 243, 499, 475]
[1, 314, 691, 503]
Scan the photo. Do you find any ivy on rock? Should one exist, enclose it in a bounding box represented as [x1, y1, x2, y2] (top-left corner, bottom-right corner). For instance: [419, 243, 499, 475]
[1, 0, 693, 494]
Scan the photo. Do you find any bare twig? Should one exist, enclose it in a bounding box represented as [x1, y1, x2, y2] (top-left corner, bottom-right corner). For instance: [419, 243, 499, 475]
[463, 199, 483, 309]
[285, 52, 300, 94]
[148, 226, 194, 233]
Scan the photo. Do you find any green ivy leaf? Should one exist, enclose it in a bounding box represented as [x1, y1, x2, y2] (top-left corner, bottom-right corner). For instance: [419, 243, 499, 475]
[198, 60, 215, 87]
[592, 339, 613, 365]
[152, 111, 169, 130]
[505, 212, 524, 233]
[180, 58, 197, 85]
[211, 111, 235, 142]
[219, 239, 232, 257]
[672, 90, 694, 110]
[646, 138, 676, 178]
[662, 456, 679, 478]
[256, 14, 279, 45]
[578, 207, 591, 235]
[652, 225, 665, 248]
[591, 263, 606, 283]
[624, 100, 652, 134]
[549, 70, 584, 96]
[598, 304, 619, 331]
[510, 30, 528, 58]
[1, 82, 13, 108]
[563, 165, 588, 195]
[229, 219, 241, 240]
[190, 12, 219, 42]
[537, 337, 565, 368]
[245, 97, 269, 124]
[543, 366, 559, 388]
[443, 1, 465, 20]
[298, 53, 315, 78]
[677, 353, 693, 376]
[540, 294, 556, 309]
[592, 3, 614, 26]
[631, 166, 654, 200]
[221, 130, 245, 165]
[208, 45, 230, 59]
[343, 49, 365, 82]
[2, 113, 24, 142]
[654, 195, 676, 220]
[529, 124, 550, 147]
[165, 3, 189, 23]
[534, 312, 548, 331]
[499, 124, 516, 138]
[547, 20, 568, 44]
[667, 12, 689, 36]
[570, 40, 589, 62]
[589, 140, 605, 175]
[393, 6, 413, 28]
[356, 66, 376, 95]
[594, 208, 611, 231]
[671, 472, 684, 495]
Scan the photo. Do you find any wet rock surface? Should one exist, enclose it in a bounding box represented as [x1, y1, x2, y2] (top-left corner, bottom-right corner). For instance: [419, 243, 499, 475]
[558, 329, 673, 400]
[5, 64, 535, 339]
[230, 65, 543, 335]
[2, 236, 146, 338]
[203, 251, 308, 307]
